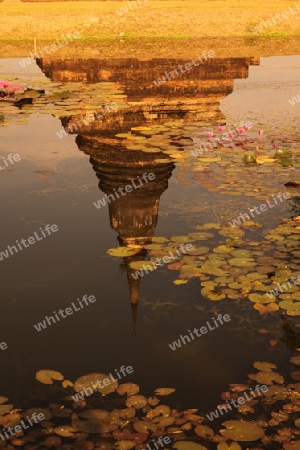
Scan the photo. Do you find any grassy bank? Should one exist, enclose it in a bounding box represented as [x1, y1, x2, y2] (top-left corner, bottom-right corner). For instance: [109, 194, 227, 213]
[1, 0, 300, 58]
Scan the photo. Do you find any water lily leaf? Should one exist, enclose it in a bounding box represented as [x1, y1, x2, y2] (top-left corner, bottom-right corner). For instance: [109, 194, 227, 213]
[290, 356, 300, 366]
[207, 291, 226, 301]
[253, 361, 277, 372]
[74, 373, 118, 395]
[249, 293, 276, 304]
[154, 388, 175, 396]
[115, 441, 136, 450]
[62, 380, 73, 388]
[54, 426, 77, 437]
[217, 443, 242, 450]
[255, 371, 284, 385]
[125, 395, 147, 409]
[173, 443, 208, 450]
[36, 370, 64, 385]
[291, 371, 300, 381]
[25, 408, 52, 421]
[256, 156, 277, 164]
[79, 410, 110, 420]
[131, 126, 152, 131]
[129, 261, 156, 271]
[152, 236, 168, 243]
[254, 303, 279, 314]
[173, 279, 189, 285]
[188, 232, 214, 240]
[283, 441, 300, 450]
[195, 424, 214, 437]
[171, 235, 195, 243]
[133, 420, 156, 433]
[0, 404, 13, 415]
[117, 383, 140, 396]
[228, 258, 256, 267]
[107, 247, 142, 257]
[220, 420, 264, 441]
[214, 245, 236, 253]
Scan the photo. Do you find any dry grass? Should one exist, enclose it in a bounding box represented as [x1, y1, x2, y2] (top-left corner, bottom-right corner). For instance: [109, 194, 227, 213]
[1, 0, 300, 58]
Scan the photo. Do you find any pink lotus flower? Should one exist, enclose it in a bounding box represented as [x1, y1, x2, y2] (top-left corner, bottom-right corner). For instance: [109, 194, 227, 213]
[243, 125, 251, 131]
[2, 82, 11, 88]
[227, 134, 234, 139]
[258, 130, 263, 136]
[236, 129, 244, 135]
[272, 143, 278, 148]
[218, 125, 226, 132]
[13, 86, 20, 92]
[207, 131, 214, 138]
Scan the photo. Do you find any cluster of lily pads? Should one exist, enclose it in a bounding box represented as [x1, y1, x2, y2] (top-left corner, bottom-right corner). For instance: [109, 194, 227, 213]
[0, 76, 127, 126]
[114, 121, 299, 202]
[0, 354, 298, 450]
[107, 214, 300, 316]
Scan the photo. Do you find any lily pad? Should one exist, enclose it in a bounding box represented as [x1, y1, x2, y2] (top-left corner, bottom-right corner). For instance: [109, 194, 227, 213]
[107, 247, 142, 257]
[36, 370, 64, 385]
[74, 373, 118, 396]
[220, 420, 264, 441]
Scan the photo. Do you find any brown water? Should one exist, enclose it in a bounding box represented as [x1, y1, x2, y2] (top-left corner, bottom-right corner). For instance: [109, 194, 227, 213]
[0, 54, 300, 434]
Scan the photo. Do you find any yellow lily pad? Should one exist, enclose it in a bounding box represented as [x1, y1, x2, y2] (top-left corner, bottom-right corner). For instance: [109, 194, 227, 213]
[173, 443, 208, 450]
[220, 420, 264, 441]
[107, 247, 142, 257]
[154, 388, 176, 396]
[249, 293, 276, 303]
[74, 373, 118, 396]
[36, 370, 64, 385]
[228, 258, 256, 267]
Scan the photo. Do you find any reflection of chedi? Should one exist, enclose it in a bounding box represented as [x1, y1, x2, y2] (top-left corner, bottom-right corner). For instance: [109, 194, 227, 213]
[37, 56, 259, 331]
[76, 135, 174, 332]
[77, 135, 174, 245]
[37, 56, 260, 131]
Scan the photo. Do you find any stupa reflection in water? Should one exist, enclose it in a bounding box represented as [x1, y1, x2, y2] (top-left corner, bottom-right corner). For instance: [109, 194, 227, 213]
[37, 56, 260, 331]
[76, 134, 174, 333]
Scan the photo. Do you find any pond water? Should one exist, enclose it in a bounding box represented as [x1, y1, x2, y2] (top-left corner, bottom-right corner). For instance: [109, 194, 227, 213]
[0, 54, 300, 448]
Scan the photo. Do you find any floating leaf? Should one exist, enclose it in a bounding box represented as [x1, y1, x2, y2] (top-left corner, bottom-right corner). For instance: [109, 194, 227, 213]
[54, 426, 77, 437]
[24, 408, 52, 421]
[129, 261, 156, 271]
[253, 361, 277, 372]
[220, 420, 264, 441]
[107, 247, 142, 257]
[74, 373, 118, 396]
[125, 395, 147, 409]
[36, 370, 64, 385]
[195, 424, 214, 437]
[228, 258, 256, 267]
[249, 293, 276, 304]
[173, 443, 208, 450]
[290, 355, 300, 366]
[154, 388, 175, 396]
[255, 371, 284, 385]
[117, 383, 140, 397]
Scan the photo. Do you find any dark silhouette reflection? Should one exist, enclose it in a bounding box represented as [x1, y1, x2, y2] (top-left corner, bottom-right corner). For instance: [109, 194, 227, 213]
[282, 317, 300, 351]
[76, 135, 174, 333]
[36, 56, 260, 331]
